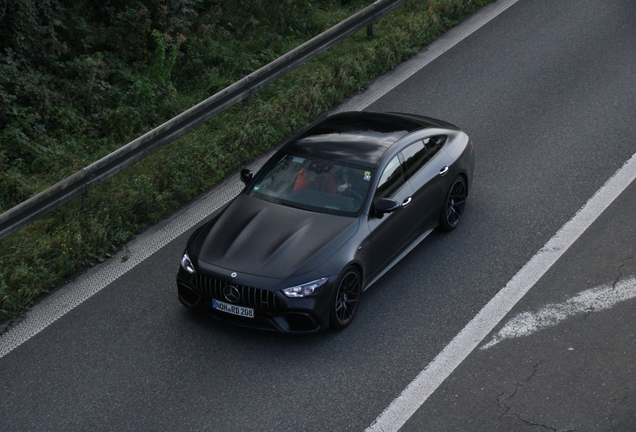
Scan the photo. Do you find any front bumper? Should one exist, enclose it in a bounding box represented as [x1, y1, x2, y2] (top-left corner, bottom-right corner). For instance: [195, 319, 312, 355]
[176, 267, 333, 334]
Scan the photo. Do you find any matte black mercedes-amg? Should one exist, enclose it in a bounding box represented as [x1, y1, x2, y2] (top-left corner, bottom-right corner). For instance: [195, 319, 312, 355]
[177, 111, 474, 333]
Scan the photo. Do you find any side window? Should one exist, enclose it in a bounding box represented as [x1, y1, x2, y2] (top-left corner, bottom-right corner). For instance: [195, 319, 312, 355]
[424, 136, 447, 158]
[374, 155, 405, 202]
[401, 141, 429, 179]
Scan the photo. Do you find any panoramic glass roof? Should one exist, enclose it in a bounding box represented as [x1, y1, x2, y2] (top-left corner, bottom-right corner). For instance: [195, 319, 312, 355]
[287, 112, 429, 167]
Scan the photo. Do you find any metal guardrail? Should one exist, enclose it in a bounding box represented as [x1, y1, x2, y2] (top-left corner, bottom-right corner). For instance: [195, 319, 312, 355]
[0, 0, 407, 241]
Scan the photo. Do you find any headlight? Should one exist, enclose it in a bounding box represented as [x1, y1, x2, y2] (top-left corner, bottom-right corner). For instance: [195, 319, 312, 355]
[282, 277, 329, 298]
[181, 252, 196, 274]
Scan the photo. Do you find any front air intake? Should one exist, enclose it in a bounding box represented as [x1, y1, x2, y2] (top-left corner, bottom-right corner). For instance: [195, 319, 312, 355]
[178, 283, 201, 308]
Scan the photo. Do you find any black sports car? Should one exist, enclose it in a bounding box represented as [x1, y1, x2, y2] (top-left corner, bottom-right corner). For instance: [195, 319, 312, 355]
[177, 111, 474, 333]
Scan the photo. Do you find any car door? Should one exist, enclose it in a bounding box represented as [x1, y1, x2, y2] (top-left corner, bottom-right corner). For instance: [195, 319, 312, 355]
[361, 155, 416, 283]
[402, 136, 453, 234]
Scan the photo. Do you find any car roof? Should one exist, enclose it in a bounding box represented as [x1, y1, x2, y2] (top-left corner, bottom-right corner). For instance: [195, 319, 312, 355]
[286, 112, 435, 168]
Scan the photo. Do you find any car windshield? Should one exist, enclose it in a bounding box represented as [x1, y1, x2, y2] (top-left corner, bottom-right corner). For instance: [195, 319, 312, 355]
[248, 153, 373, 216]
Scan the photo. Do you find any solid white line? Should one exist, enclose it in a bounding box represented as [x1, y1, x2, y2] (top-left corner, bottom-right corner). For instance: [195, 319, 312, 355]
[0, 171, 248, 358]
[480, 277, 636, 350]
[366, 151, 636, 432]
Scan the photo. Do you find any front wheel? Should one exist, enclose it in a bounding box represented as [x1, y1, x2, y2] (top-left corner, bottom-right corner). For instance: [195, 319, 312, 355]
[439, 176, 467, 231]
[329, 267, 362, 330]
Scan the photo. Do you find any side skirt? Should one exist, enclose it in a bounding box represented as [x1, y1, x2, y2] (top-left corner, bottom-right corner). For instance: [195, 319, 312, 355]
[362, 228, 435, 291]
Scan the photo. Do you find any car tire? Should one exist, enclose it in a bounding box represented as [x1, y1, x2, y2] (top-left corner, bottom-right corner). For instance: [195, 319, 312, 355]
[439, 175, 467, 231]
[329, 267, 362, 330]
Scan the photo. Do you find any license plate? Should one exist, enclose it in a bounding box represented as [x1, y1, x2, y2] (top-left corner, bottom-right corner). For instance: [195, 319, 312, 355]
[212, 299, 254, 318]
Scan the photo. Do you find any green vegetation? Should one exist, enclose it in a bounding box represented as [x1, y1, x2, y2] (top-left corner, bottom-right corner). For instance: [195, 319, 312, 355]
[0, 0, 491, 325]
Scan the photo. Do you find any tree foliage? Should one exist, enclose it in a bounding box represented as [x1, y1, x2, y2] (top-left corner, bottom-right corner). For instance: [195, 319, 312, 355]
[0, 0, 371, 211]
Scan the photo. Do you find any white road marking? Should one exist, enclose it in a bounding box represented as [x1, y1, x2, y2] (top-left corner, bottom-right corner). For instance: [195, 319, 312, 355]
[481, 277, 636, 350]
[366, 152, 636, 432]
[0, 171, 250, 358]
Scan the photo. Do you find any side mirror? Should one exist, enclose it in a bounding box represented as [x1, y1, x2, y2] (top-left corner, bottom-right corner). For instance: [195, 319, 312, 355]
[374, 198, 400, 219]
[240, 168, 253, 185]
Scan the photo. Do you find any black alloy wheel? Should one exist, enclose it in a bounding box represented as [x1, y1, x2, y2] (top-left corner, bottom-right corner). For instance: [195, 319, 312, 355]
[439, 176, 467, 231]
[330, 267, 362, 330]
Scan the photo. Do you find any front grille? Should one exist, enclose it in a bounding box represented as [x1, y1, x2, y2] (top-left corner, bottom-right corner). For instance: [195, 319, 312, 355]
[194, 274, 278, 309]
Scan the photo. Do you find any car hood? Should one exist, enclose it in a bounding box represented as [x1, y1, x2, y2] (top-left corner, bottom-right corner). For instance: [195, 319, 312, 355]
[196, 194, 359, 279]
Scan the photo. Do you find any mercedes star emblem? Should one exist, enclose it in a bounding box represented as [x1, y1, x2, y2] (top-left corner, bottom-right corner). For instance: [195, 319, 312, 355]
[223, 285, 240, 303]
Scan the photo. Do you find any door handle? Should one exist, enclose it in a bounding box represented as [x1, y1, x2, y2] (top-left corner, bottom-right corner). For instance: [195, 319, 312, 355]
[402, 196, 412, 207]
[439, 166, 449, 176]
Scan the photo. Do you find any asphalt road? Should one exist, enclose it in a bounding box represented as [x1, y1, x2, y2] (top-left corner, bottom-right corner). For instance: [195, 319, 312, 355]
[2, 0, 636, 430]
[406, 173, 636, 432]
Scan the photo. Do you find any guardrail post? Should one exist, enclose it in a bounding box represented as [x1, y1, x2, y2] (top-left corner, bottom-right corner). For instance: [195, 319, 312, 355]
[78, 167, 88, 198]
[367, 22, 374, 38]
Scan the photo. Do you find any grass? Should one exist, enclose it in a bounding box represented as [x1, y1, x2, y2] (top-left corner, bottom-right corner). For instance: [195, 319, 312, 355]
[0, 0, 492, 327]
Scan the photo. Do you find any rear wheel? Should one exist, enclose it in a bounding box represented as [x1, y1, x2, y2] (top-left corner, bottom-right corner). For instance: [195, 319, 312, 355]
[329, 267, 362, 330]
[439, 176, 467, 231]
